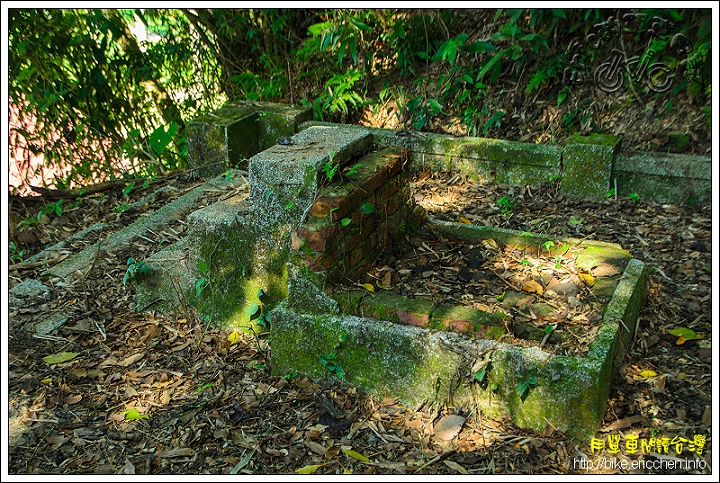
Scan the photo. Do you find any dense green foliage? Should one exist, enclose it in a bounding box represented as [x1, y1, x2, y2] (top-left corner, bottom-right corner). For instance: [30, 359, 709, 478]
[8, 8, 712, 193]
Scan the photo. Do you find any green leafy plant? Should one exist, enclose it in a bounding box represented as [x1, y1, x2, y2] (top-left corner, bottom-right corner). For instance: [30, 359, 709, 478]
[9, 242, 25, 263]
[340, 218, 352, 227]
[496, 196, 514, 214]
[359, 202, 375, 214]
[37, 199, 64, 221]
[344, 163, 362, 176]
[605, 188, 616, 198]
[247, 288, 270, 328]
[123, 257, 151, 286]
[320, 332, 349, 378]
[122, 181, 136, 197]
[542, 240, 555, 254]
[517, 375, 537, 401]
[519, 259, 531, 266]
[322, 161, 338, 181]
[628, 193, 640, 203]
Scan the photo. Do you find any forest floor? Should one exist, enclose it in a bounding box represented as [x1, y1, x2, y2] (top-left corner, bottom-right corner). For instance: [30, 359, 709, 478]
[7, 159, 712, 475]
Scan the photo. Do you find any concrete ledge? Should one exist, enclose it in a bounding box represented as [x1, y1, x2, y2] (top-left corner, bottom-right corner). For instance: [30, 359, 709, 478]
[46, 172, 248, 281]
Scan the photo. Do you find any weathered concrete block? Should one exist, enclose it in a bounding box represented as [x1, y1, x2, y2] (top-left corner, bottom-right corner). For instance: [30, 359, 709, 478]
[248, 126, 373, 228]
[614, 151, 712, 204]
[187, 101, 312, 177]
[187, 105, 259, 177]
[46, 172, 248, 282]
[562, 133, 621, 199]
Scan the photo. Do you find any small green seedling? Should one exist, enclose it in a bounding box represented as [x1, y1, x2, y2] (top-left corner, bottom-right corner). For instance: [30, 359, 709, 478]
[628, 193, 640, 203]
[359, 202, 375, 214]
[517, 375, 537, 401]
[496, 196, 514, 214]
[542, 240, 555, 254]
[37, 199, 64, 221]
[345, 163, 362, 176]
[320, 352, 344, 378]
[340, 218, 352, 226]
[605, 188, 616, 198]
[9, 242, 25, 263]
[123, 257, 151, 286]
[122, 181, 136, 197]
[519, 259, 532, 266]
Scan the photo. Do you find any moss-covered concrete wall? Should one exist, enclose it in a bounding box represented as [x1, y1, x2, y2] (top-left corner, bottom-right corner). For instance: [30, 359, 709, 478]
[299, 121, 710, 204]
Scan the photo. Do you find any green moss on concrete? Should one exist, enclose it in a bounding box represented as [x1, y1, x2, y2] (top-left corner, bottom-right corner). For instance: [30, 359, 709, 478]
[574, 245, 631, 272]
[432, 304, 505, 327]
[484, 325, 506, 341]
[562, 133, 621, 199]
[187, 107, 260, 175]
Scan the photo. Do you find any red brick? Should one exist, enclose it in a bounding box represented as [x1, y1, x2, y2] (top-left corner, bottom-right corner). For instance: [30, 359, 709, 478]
[396, 310, 431, 328]
[376, 178, 399, 206]
[305, 224, 339, 252]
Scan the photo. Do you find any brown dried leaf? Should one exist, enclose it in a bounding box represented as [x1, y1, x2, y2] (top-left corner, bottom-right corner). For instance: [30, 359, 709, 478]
[702, 406, 711, 426]
[433, 414, 466, 441]
[158, 448, 195, 458]
[444, 460, 469, 474]
[117, 352, 145, 367]
[304, 439, 327, 456]
[601, 415, 644, 432]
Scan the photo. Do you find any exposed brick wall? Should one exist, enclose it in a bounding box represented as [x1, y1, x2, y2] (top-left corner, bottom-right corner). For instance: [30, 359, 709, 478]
[291, 147, 423, 283]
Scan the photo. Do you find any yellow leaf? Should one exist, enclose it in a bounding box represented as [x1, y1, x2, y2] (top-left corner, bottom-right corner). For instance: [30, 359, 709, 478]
[481, 238, 499, 251]
[362, 283, 375, 292]
[521, 280, 544, 295]
[122, 408, 149, 420]
[578, 272, 595, 287]
[458, 216, 472, 224]
[295, 464, 324, 474]
[42, 352, 80, 365]
[343, 448, 369, 462]
[41, 378, 53, 384]
[640, 370, 657, 378]
[675, 335, 687, 345]
[227, 330, 242, 345]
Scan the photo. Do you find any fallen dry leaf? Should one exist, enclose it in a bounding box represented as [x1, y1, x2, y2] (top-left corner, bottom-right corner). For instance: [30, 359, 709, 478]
[444, 459, 469, 474]
[157, 448, 196, 458]
[117, 352, 145, 367]
[521, 280, 543, 295]
[433, 414, 466, 441]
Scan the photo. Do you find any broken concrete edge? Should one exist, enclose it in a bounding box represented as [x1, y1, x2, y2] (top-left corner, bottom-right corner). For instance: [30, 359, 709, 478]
[298, 120, 711, 204]
[44, 171, 249, 282]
